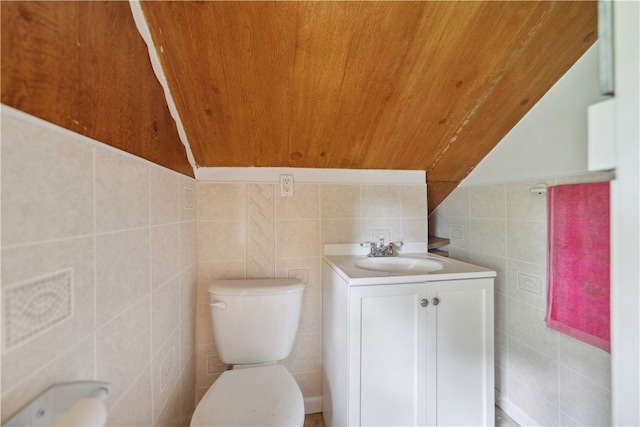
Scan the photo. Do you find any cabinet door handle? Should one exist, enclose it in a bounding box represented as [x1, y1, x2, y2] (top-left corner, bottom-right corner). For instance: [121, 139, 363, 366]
[431, 297, 440, 306]
[420, 298, 429, 307]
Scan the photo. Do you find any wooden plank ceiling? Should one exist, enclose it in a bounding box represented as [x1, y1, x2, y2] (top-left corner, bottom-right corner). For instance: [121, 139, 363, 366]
[2, 1, 596, 211]
[1, 1, 194, 177]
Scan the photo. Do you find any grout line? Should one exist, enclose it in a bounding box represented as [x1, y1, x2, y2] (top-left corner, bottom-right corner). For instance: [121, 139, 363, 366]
[92, 146, 98, 380]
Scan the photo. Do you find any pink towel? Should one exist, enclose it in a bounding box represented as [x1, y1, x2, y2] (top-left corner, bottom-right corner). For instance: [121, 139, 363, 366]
[545, 182, 610, 352]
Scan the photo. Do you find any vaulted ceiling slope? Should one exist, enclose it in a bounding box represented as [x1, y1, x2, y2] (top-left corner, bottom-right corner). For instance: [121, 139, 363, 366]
[2, 1, 596, 211]
[1, 1, 194, 177]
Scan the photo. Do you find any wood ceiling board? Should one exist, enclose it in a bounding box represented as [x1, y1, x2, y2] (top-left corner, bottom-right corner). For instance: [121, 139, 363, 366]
[1, 1, 194, 177]
[373, 1, 554, 171]
[142, 1, 594, 176]
[427, 0, 597, 183]
[287, 1, 362, 169]
[142, 1, 299, 168]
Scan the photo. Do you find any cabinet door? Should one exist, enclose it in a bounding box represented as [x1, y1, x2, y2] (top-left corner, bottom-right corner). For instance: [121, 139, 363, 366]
[350, 284, 428, 426]
[427, 279, 494, 427]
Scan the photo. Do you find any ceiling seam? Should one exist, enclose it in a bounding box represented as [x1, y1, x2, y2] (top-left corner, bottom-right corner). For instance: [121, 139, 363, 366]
[129, 0, 199, 172]
[427, 1, 557, 175]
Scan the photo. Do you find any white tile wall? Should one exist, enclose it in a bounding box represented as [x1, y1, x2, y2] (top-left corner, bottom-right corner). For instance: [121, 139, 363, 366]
[1, 107, 197, 427]
[429, 171, 614, 427]
[195, 182, 428, 406]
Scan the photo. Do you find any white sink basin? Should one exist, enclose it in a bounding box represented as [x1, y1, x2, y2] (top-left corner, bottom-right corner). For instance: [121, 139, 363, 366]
[353, 256, 444, 274]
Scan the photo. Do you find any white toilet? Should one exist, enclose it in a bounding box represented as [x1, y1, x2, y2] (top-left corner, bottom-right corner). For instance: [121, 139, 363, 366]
[190, 278, 306, 427]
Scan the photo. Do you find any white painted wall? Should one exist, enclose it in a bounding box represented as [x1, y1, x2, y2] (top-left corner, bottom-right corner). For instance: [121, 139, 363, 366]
[610, 1, 640, 424]
[461, 44, 608, 187]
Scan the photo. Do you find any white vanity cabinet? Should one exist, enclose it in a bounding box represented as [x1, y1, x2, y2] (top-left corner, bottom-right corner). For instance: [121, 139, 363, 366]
[322, 260, 494, 427]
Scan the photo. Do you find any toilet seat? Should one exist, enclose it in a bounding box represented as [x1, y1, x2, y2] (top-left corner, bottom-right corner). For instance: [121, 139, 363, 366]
[190, 364, 304, 427]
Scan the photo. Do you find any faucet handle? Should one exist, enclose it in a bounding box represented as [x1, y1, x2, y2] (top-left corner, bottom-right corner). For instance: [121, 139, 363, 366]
[360, 241, 376, 248]
[387, 241, 403, 255]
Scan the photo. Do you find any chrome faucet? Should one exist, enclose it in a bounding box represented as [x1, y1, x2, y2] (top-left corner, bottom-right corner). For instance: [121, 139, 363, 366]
[360, 238, 403, 257]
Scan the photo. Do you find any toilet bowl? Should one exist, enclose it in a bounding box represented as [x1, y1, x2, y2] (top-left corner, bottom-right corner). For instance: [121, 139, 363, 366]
[190, 278, 305, 426]
[191, 365, 304, 427]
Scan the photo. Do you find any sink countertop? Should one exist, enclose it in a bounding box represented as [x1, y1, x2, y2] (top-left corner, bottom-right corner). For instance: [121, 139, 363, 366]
[323, 243, 496, 286]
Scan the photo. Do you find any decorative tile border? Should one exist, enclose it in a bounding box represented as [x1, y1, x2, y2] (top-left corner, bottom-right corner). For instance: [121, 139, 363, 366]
[288, 268, 310, 285]
[2, 269, 74, 349]
[246, 184, 275, 278]
[160, 347, 176, 391]
[517, 271, 544, 296]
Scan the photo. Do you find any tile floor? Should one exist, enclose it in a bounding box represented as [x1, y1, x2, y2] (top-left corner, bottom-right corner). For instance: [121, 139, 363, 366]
[303, 406, 520, 427]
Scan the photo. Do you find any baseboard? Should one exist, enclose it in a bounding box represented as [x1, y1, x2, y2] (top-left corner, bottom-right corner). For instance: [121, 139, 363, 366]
[495, 390, 540, 426]
[304, 396, 323, 414]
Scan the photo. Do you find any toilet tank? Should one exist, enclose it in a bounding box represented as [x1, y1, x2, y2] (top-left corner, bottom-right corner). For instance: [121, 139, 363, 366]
[208, 278, 305, 365]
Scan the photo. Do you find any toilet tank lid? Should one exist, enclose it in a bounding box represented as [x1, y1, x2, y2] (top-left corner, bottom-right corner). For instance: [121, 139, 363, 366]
[209, 278, 304, 296]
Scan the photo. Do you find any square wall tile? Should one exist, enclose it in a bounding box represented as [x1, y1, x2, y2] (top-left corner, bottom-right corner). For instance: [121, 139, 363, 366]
[197, 261, 245, 301]
[448, 247, 470, 263]
[280, 332, 322, 374]
[559, 366, 610, 426]
[179, 264, 197, 322]
[470, 251, 506, 295]
[506, 220, 546, 264]
[1, 112, 93, 247]
[444, 187, 469, 218]
[96, 228, 150, 326]
[1, 237, 94, 391]
[275, 256, 323, 296]
[321, 219, 361, 244]
[150, 166, 181, 226]
[198, 221, 246, 262]
[447, 217, 470, 249]
[95, 147, 149, 233]
[506, 259, 547, 310]
[152, 277, 180, 356]
[179, 353, 196, 426]
[559, 334, 611, 390]
[155, 380, 181, 427]
[152, 329, 181, 423]
[470, 218, 506, 257]
[106, 365, 153, 427]
[469, 184, 506, 219]
[509, 376, 560, 427]
[506, 179, 553, 221]
[97, 296, 152, 411]
[276, 220, 320, 258]
[276, 184, 320, 220]
[361, 218, 402, 243]
[181, 176, 197, 222]
[150, 223, 180, 290]
[180, 308, 196, 372]
[196, 343, 226, 388]
[361, 185, 401, 219]
[507, 298, 558, 360]
[298, 293, 322, 335]
[197, 183, 245, 221]
[428, 209, 446, 238]
[400, 185, 427, 218]
[320, 185, 361, 219]
[180, 221, 198, 269]
[401, 218, 428, 243]
[508, 337, 559, 403]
